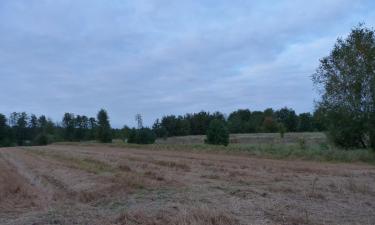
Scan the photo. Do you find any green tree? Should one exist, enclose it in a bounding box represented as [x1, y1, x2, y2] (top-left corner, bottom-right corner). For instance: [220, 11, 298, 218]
[152, 119, 168, 138]
[313, 24, 375, 149]
[205, 119, 229, 146]
[96, 109, 112, 143]
[74, 115, 89, 141]
[88, 117, 97, 140]
[278, 123, 286, 138]
[62, 113, 75, 141]
[275, 107, 298, 132]
[227, 109, 254, 133]
[160, 115, 190, 136]
[0, 114, 12, 147]
[14, 112, 29, 145]
[298, 113, 313, 132]
[127, 128, 156, 144]
[29, 114, 38, 140]
[127, 128, 137, 143]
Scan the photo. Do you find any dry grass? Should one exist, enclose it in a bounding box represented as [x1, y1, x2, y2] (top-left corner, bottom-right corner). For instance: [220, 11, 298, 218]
[0, 154, 40, 214]
[27, 149, 116, 174]
[115, 206, 238, 225]
[1, 145, 375, 225]
[153, 160, 191, 172]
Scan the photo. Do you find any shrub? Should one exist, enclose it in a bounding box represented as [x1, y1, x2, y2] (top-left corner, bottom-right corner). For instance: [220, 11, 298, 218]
[298, 137, 307, 150]
[33, 133, 49, 146]
[205, 120, 229, 146]
[278, 123, 286, 138]
[127, 128, 156, 144]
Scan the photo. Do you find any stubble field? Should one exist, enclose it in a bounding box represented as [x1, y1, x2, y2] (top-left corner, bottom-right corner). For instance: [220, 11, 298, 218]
[1, 144, 375, 225]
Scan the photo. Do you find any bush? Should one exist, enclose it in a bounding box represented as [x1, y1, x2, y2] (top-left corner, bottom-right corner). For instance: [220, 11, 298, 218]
[33, 133, 49, 146]
[205, 120, 229, 146]
[127, 128, 156, 144]
[278, 123, 286, 138]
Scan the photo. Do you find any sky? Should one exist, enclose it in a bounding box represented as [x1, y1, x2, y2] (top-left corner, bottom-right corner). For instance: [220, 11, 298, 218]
[0, 0, 375, 128]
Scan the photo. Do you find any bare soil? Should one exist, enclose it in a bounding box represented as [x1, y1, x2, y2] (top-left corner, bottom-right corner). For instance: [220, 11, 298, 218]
[0, 144, 374, 225]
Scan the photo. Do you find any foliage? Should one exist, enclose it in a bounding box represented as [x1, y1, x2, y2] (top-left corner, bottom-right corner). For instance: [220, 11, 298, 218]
[275, 107, 298, 132]
[205, 120, 229, 146]
[62, 113, 75, 141]
[152, 108, 326, 138]
[278, 123, 286, 138]
[0, 107, 326, 148]
[152, 119, 168, 139]
[0, 114, 13, 147]
[262, 116, 278, 132]
[313, 24, 375, 149]
[127, 128, 156, 144]
[298, 113, 314, 132]
[227, 109, 254, 133]
[33, 133, 49, 146]
[96, 109, 112, 143]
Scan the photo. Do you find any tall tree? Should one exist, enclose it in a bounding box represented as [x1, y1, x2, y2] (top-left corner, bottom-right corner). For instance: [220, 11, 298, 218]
[96, 109, 112, 143]
[313, 24, 375, 149]
[262, 108, 278, 132]
[0, 114, 11, 147]
[29, 114, 38, 140]
[62, 113, 75, 141]
[88, 117, 97, 140]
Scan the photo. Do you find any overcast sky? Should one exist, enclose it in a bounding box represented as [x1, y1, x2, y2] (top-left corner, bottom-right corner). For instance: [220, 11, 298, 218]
[0, 0, 374, 127]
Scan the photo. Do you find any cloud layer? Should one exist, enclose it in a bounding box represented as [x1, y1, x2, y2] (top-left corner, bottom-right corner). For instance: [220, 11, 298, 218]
[0, 0, 374, 127]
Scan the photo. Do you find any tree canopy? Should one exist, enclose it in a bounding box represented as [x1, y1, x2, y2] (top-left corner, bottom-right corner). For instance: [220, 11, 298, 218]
[96, 109, 112, 143]
[313, 24, 375, 149]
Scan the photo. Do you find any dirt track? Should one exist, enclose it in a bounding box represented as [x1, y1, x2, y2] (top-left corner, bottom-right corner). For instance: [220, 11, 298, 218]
[0, 144, 374, 225]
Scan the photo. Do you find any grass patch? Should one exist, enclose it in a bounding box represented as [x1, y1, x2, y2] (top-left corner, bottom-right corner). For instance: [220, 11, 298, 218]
[53, 141, 375, 164]
[111, 142, 375, 164]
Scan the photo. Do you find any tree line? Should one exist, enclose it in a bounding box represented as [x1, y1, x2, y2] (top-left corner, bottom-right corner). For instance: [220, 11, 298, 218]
[0, 106, 323, 147]
[0, 109, 112, 147]
[151, 107, 325, 138]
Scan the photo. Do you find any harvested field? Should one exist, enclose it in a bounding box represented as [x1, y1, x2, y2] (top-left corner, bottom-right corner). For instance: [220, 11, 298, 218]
[1, 144, 375, 225]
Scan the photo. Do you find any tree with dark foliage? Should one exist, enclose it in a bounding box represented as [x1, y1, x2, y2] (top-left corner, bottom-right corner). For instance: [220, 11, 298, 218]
[0, 114, 12, 147]
[96, 109, 112, 143]
[205, 119, 229, 146]
[275, 107, 298, 132]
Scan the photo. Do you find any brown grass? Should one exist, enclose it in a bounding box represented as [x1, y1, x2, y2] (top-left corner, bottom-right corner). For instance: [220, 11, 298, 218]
[1, 145, 375, 225]
[153, 160, 191, 172]
[115, 206, 238, 225]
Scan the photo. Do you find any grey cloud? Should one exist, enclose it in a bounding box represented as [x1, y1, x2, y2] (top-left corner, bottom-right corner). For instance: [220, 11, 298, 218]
[0, 0, 374, 127]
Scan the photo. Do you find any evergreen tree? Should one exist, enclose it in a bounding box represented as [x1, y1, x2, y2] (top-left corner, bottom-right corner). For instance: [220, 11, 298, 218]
[62, 113, 75, 141]
[0, 114, 11, 147]
[96, 109, 112, 143]
[205, 119, 229, 146]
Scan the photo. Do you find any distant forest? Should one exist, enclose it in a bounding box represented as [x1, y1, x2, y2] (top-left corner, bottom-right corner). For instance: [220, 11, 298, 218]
[0, 107, 324, 147]
[150, 107, 324, 138]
